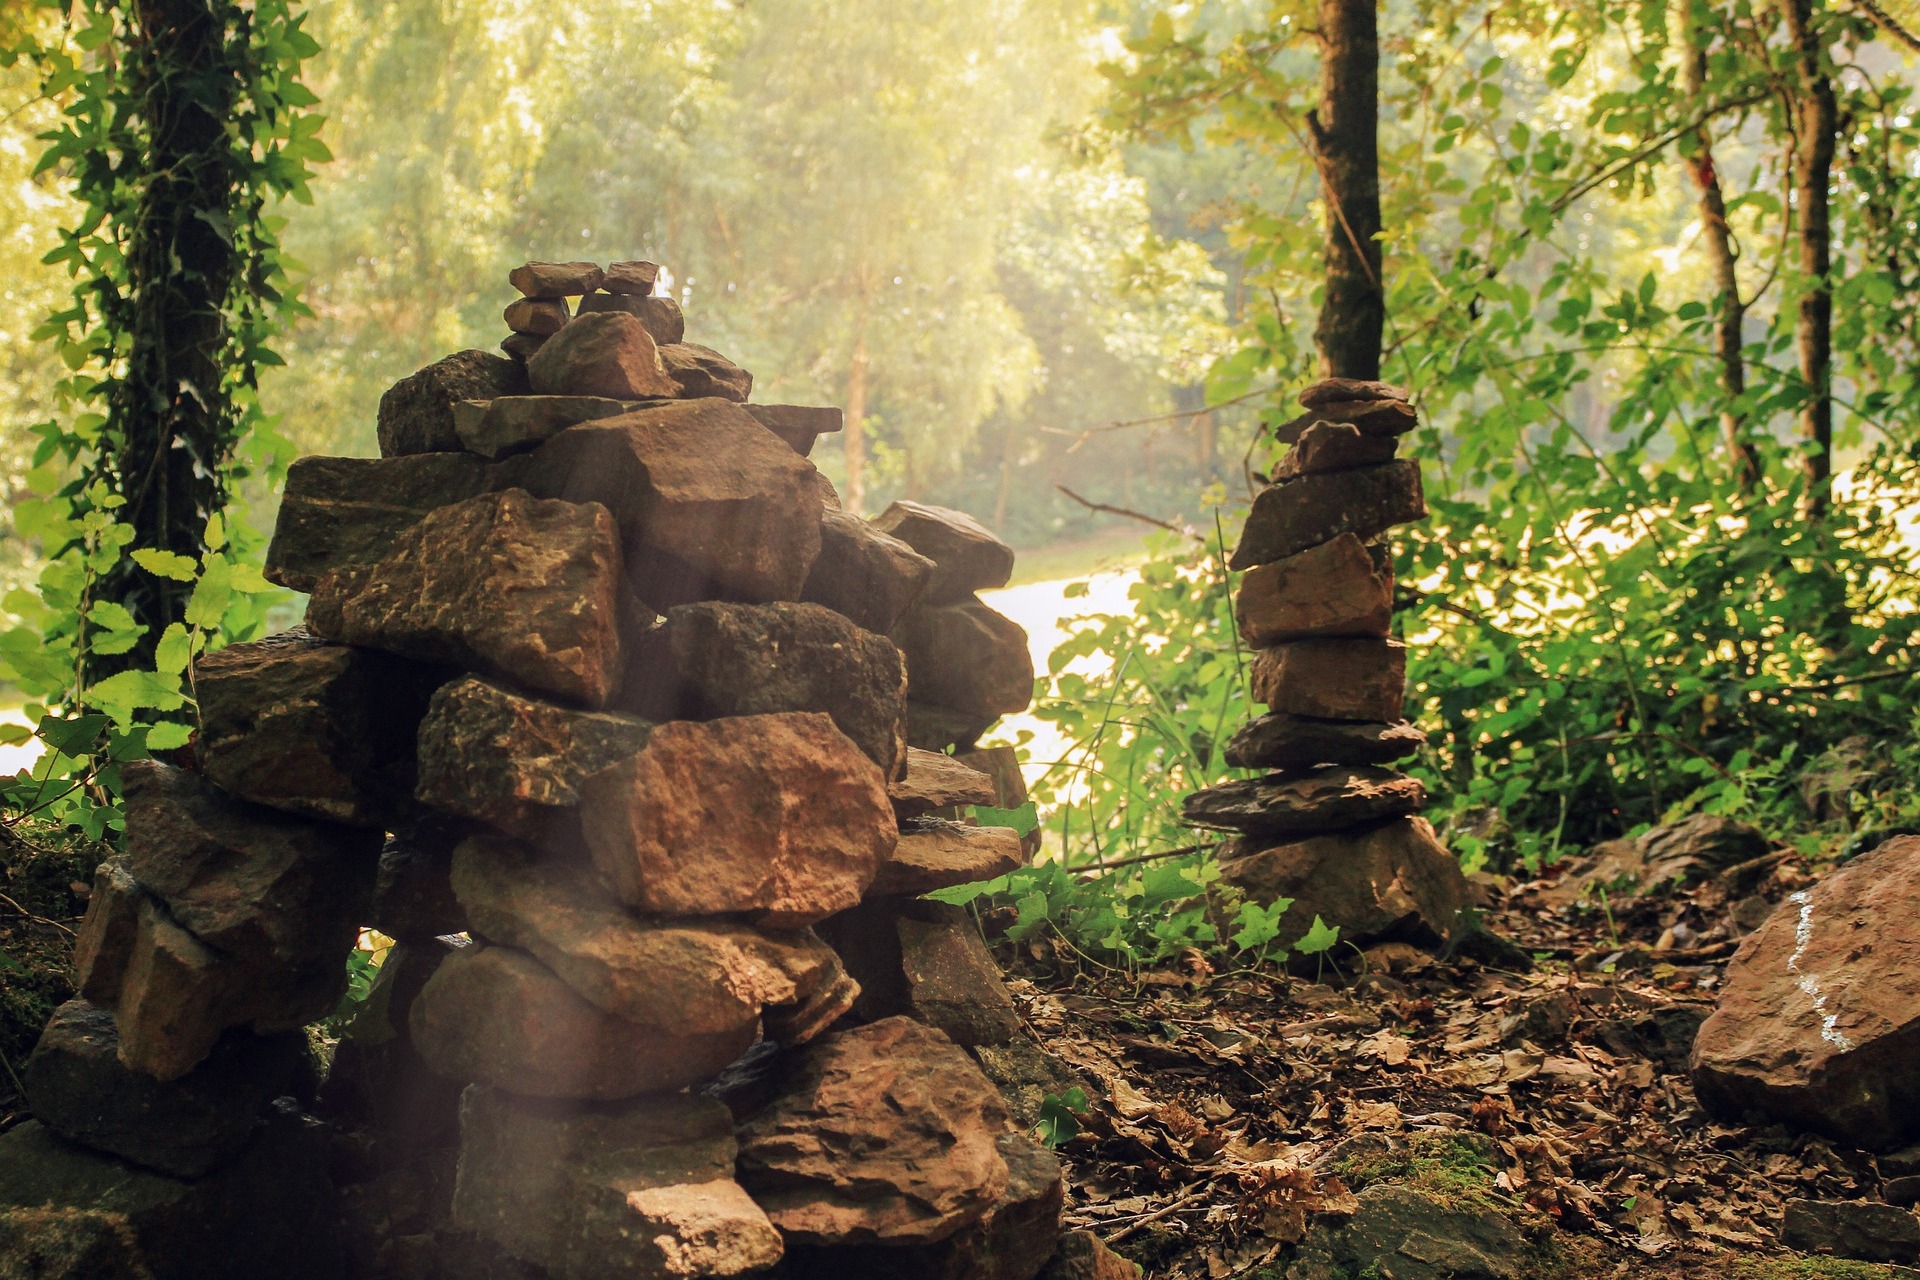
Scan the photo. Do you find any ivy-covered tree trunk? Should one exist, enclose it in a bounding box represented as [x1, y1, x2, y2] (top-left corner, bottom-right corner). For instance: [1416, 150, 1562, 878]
[1309, 0, 1383, 381]
[1781, 0, 1836, 519]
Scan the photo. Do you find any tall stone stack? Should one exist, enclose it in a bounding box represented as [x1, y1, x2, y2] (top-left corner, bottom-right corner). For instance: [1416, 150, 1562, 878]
[0, 261, 1063, 1280]
[1181, 378, 1469, 953]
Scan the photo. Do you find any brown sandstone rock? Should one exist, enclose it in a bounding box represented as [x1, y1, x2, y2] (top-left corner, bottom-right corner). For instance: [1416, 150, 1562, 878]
[454, 1087, 784, 1280]
[1273, 399, 1420, 446]
[737, 1017, 1013, 1246]
[263, 452, 499, 593]
[1276, 419, 1401, 478]
[527, 311, 678, 400]
[1183, 766, 1426, 837]
[194, 626, 437, 828]
[892, 599, 1035, 720]
[501, 329, 546, 361]
[378, 349, 529, 456]
[575, 292, 687, 345]
[1250, 638, 1406, 721]
[414, 677, 653, 842]
[452, 395, 641, 459]
[958, 743, 1041, 855]
[71, 860, 143, 1006]
[579, 713, 894, 927]
[1230, 461, 1426, 570]
[1218, 816, 1470, 950]
[872, 500, 1016, 604]
[509, 261, 605, 297]
[516, 403, 825, 606]
[1235, 533, 1392, 645]
[1041, 1230, 1143, 1280]
[503, 296, 570, 336]
[1691, 837, 1920, 1149]
[889, 747, 999, 819]
[603, 260, 660, 294]
[748, 404, 844, 457]
[874, 820, 1025, 897]
[308, 489, 626, 707]
[822, 899, 1018, 1046]
[1300, 377, 1410, 408]
[1226, 713, 1427, 770]
[659, 341, 753, 401]
[802, 510, 935, 634]
[410, 946, 755, 1100]
[617, 600, 908, 776]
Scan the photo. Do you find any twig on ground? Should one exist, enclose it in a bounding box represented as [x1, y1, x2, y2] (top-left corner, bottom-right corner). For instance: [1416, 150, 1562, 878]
[0, 891, 75, 937]
[1103, 1185, 1215, 1244]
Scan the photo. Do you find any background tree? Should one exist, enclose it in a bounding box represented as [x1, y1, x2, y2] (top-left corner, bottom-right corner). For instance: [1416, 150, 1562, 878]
[1311, 0, 1383, 379]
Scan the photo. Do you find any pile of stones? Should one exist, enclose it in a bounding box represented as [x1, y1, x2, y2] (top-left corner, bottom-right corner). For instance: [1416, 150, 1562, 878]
[1181, 378, 1469, 953]
[0, 261, 1103, 1280]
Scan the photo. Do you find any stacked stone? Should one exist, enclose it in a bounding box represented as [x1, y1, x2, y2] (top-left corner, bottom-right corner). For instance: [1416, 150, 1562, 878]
[1181, 378, 1469, 952]
[1, 261, 1058, 1280]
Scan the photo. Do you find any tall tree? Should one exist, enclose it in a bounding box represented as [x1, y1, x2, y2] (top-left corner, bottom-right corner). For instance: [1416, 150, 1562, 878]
[1781, 0, 1837, 518]
[1310, 0, 1383, 381]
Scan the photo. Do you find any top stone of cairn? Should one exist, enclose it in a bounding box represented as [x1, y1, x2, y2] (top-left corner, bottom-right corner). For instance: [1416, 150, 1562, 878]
[1298, 377, 1410, 408]
[509, 261, 605, 298]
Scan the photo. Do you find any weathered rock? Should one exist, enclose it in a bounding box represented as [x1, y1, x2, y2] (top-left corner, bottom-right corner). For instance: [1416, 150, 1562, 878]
[579, 713, 895, 927]
[70, 859, 142, 1006]
[737, 1017, 1013, 1247]
[1226, 713, 1426, 770]
[451, 834, 850, 1039]
[874, 820, 1026, 897]
[454, 1087, 783, 1280]
[575, 292, 687, 345]
[263, 452, 500, 593]
[371, 816, 472, 942]
[453, 395, 642, 459]
[1250, 638, 1406, 721]
[659, 341, 753, 402]
[379, 349, 529, 456]
[23, 1000, 304, 1178]
[618, 601, 907, 776]
[194, 626, 437, 828]
[1288, 1184, 1533, 1280]
[509, 261, 605, 297]
[1040, 1231, 1141, 1280]
[410, 946, 755, 1100]
[309, 489, 626, 707]
[1183, 766, 1426, 837]
[1218, 816, 1470, 950]
[517, 403, 825, 606]
[1692, 837, 1920, 1149]
[1276, 419, 1400, 478]
[1235, 533, 1393, 644]
[823, 899, 1018, 1047]
[414, 677, 653, 842]
[1299, 377, 1411, 408]
[603, 260, 660, 295]
[527, 311, 678, 400]
[501, 330, 546, 362]
[801, 510, 935, 634]
[872, 501, 1016, 604]
[1547, 815, 1774, 908]
[747, 404, 844, 457]
[1781, 1199, 1920, 1264]
[1230, 461, 1426, 570]
[893, 599, 1034, 720]
[889, 747, 999, 819]
[1273, 398, 1420, 446]
[504, 297, 570, 336]
[89, 889, 236, 1080]
[0, 1115, 344, 1280]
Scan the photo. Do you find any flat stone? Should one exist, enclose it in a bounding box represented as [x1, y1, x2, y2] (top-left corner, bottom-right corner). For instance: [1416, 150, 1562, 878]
[527, 311, 679, 400]
[453, 395, 643, 459]
[309, 489, 627, 707]
[660, 341, 753, 401]
[454, 1087, 783, 1280]
[802, 510, 935, 634]
[451, 834, 850, 1039]
[414, 677, 653, 842]
[1230, 461, 1426, 570]
[509, 261, 605, 297]
[23, 1000, 304, 1178]
[957, 743, 1040, 855]
[1273, 399, 1420, 446]
[1217, 816, 1471, 951]
[410, 946, 756, 1100]
[1235, 533, 1393, 645]
[503, 297, 570, 336]
[516, 403, 825, 606]
[617, 600, 908, 776]
[193, 626, 437, 828]
[1183, 766, 1426, 837]
[874, 820, 1025, 897]
[1226, 714, 1427, 770]
[575, 292, 686, 345]
[1250, 638, 1406, 721]
[263, 452, 501, 593]
[1276, 419, 1400, 478]
[872, 501, 1015, 604]
[501, 330, 546, 362]
[737, 1017, 1013, 1247]
[1299, 377, 1410, 408]
[747, 404, 844, 457]
[1780, 1199, 1920, 1265]
[371, 816, 472, 942]
[1692, 836, 1920, 1149]
[378, 349, 528, 456]
[892, 599, 1034, 721]
[889, 747, 999, 819]
[1041, 1230, 1142, 1280]
[579, 712, 895, 927]
[602, 260, 660, 295]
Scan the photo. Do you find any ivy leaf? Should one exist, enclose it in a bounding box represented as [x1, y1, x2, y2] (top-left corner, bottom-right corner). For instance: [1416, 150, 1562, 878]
[131, 548, 200, 581]
[1294, 915, 1342, 957]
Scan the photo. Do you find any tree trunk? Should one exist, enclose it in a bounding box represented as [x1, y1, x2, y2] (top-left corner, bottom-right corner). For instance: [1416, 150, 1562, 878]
[1310, 0, 1383, 381]
[1782, 0, 1836, 518]
[843, 324, 870, 515]
[1678, 1, 1762, 492]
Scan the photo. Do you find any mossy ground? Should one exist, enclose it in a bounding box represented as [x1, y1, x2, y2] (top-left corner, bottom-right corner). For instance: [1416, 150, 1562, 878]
[0, 818, 101, 1113]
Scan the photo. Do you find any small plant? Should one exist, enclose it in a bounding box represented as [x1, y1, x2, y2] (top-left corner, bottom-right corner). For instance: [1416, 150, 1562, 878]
[1033, 1087, 1090, 1148]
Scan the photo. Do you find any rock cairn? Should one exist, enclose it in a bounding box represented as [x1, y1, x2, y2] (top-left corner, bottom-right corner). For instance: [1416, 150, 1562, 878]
[2, 261, 1077, 1280]
[1181, 378, 1469, 953]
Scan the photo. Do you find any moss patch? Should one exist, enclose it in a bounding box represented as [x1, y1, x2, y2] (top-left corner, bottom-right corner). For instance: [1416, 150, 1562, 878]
[1733, 1260, 1920, 1280]
[1335, 1132, 1501, 1203]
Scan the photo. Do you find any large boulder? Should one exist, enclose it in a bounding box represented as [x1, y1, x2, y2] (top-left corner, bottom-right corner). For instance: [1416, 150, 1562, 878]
[1249, 638, 1407, 722]
[737, 1017, 1013, 1247]
[1217, 816, 1470, 950]
[1181, 766, 1426, 837]
[1229, 461, 1426, 571]
[263, 452, 501, 593]
[892, 599, 1034, 721]
[516, 403, 825, 607]
[617, 601, 908, 777]
[579, 712, 895, 927]
[1225, 713, 1426, 770]
[801, 510, 936, 635]
[872, 501, 1016, 605]
[308, 489, 627, 708]
[378, 349, 528, 456]
[1234, 533, 1393, 645]
[526, 311, 678, 399]
[1692, 837, 1920, 1149]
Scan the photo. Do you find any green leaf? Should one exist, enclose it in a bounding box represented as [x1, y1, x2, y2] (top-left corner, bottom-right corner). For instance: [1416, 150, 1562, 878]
[145, 721, 194, 751]
[1294, 915, 1341, 957]
[1034, 1087, 1089, 1148]
[87, 670, 188, 720]
[131, 548, 200, 582]
[1230, 897, 1292, 951]
[973, 801, 1039, 836]
[153, 624, 194, 676]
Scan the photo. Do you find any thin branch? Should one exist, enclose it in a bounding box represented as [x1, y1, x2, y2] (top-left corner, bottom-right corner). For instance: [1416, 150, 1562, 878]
[1055, 486, 1201, 540]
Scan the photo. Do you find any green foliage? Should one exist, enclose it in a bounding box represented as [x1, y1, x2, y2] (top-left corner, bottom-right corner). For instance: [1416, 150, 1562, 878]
[1335, 1133, 1498, 1204]
[1034, 1086, 1091, 1147]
